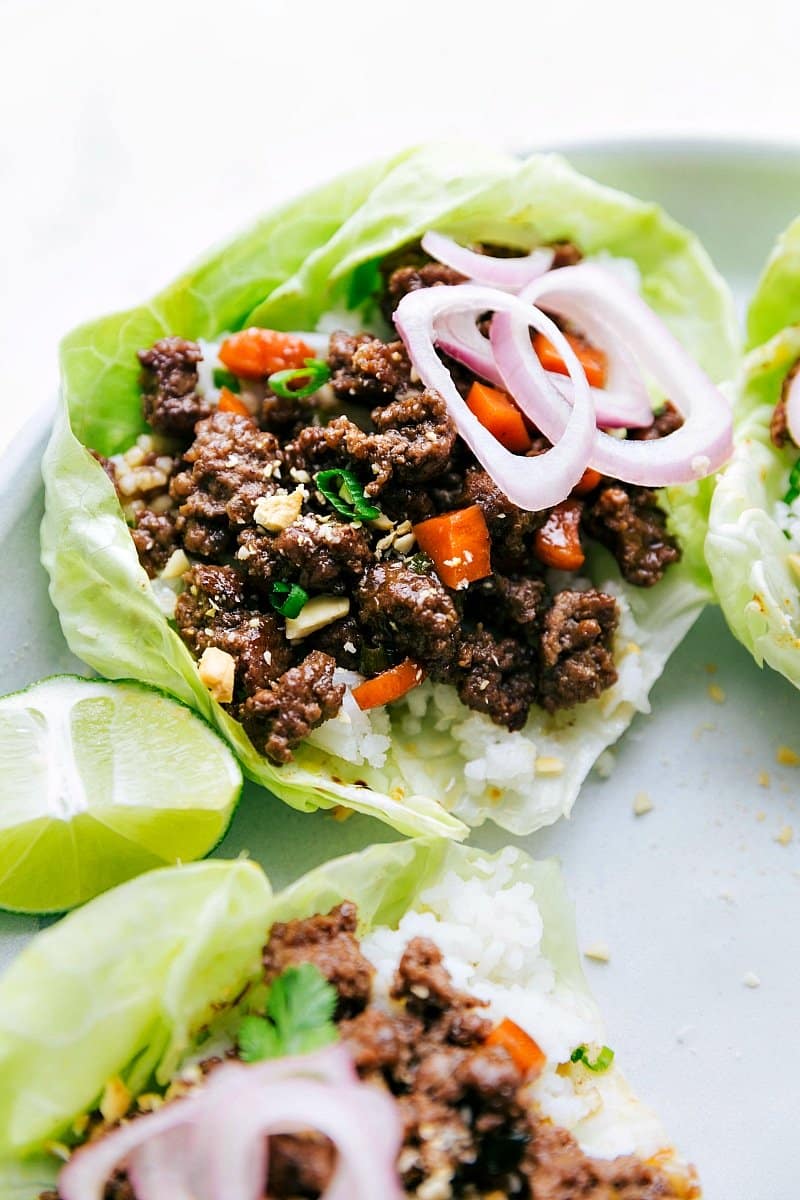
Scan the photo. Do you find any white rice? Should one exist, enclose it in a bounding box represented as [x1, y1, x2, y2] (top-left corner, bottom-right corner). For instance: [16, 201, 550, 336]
[360, 848, 668, 1160]
[308, 574, 648, 829]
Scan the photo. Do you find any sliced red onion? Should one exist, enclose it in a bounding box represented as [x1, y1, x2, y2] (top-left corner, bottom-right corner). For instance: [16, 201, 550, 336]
[395, 284, 596, 510]
[422, 231, 555, 291]
[436, 310, 651, 429]
[435, 311, 504, 386]
[58, 1047, 404, 1200]
[785, 369, 800, 448]
[512, 263, 733, 484]
[59, 1092, 209, 1200]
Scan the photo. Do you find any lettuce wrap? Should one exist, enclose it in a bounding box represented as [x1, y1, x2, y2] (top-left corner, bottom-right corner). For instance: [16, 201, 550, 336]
[707, 216, 800, 682]
[0, 842, 698, 1196]
[42, 144, 739, 837]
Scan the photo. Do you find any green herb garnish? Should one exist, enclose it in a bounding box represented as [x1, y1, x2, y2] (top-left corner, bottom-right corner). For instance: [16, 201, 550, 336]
[315, 468, 381, 522]
[570, 1044, 614, 1073]
[212, 367, 241, 392]
[269, 581, 309, 619]
[783, 457, 800, 505]
[268, 358, 331, 400]
[238, 963, 338, 1062]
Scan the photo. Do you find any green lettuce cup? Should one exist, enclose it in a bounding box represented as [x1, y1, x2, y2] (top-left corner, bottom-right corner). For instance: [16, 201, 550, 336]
[0, 842, 697, 1194]
[42, 144, 738, 837]
[707, 217, 800, 682]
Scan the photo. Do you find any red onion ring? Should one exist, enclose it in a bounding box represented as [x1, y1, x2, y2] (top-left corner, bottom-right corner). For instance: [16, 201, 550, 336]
[507, 264, 733, 484]
[785, 368, 800, 448]
[395, 284, 597, 510]
[58, 1047, 404, 1200]
[421, 231, 554, 291]
[436, 310, 651, 428]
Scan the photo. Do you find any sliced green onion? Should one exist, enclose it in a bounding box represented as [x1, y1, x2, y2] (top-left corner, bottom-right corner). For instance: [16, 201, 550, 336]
[315, 468, 381, 522]
[570, 1044, 614, 1073]
[360, 645, 389, 677]
[783, 457, 800, 505]
[268, 358, 331, 400]
[270, 581, 309, 619]
[212, 367, 241, 393]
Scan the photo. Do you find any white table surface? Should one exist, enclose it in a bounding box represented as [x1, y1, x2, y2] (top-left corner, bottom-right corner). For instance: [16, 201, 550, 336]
[1, 0, 799, 455]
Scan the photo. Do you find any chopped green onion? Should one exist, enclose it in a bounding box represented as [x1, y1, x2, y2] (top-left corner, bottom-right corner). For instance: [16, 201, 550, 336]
[570, 1044, 614, 1073]
[360, 645, 389, 677]
[212, 367, 241, 393]
[270, 581, 308, 619]
[783, 457, 800, 505]
[315, 468, 381, 522]
[407, 552, 434, 575]
[268, 358, 331, 400]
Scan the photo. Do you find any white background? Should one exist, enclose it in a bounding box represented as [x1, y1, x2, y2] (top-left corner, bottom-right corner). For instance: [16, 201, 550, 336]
[1, 0, 799, 453]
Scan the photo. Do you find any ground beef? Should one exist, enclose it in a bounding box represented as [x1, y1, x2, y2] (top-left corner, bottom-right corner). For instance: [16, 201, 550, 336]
[170, 412, 282, 555]
[327, 330, 412, 403]
[266, 1133, 334, 1197]
[130, 509, 180, 577]
[631, 400, 684, 442]
[550, 240, 584, 269]
[237, 514, 373, 596]
[469, 573, 548, 644]
[339, 1006, 423, 1079]
[463, 467, 544, 571]
[292, 388, 456, 496]
[307, 614, 362, 670]
[392, 936, 477, 1015]
[273, 515, 373, 592]
[770, 364, 800, 449]
[539, 589, 619, 712]
[138, 337, 211, 438]
[583, 484, 681, 587]
[174, 564, 293, 695]
[357, 560, 461, 668]
[263, 902, 374, 1017]
[239, 650, 345, 764]
[383, 261, 465, 319]
[455, 628, 538, 731]
[525, 1122, 681, 1199]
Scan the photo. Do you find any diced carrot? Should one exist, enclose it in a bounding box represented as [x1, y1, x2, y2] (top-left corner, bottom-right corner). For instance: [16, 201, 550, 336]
[534, 499, 585, 570]
[466, 381, 532, 454]
[412, 506, 492, 590]
[486, 1018, 546, 1077]
[533, 331, 608, 388]
[218, 328, 315, 380]
[572, 467, 603, 496]
[217, 387, 252, 417]
[352, 659, 426, 711]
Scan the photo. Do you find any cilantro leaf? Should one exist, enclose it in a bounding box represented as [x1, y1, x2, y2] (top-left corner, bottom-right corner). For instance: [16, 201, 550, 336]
[237, 963, 338, 1062]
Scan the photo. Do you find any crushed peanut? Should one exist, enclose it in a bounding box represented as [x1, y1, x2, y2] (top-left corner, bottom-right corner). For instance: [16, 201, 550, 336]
[198, 647, 236, 703]
[253, 487, 304, 532]
[99, 1075, 131, 1124]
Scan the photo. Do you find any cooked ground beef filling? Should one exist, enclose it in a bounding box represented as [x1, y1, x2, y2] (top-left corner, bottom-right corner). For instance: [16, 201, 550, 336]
[44, 904, 690, 1200]
[103, 243, 682, 763]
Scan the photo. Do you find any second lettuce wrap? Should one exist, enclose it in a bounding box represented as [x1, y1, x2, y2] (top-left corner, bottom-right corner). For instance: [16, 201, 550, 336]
[0, 842, 697, 1195]
[42, 144, 738, 836]
[707, 216, 800, 683]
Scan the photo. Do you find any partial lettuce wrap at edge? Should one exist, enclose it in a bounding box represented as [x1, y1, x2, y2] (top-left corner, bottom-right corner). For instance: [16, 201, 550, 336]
[43, 144, 739, 836]
[0, 842, 689, 1192]
[707, 216, 800, 681]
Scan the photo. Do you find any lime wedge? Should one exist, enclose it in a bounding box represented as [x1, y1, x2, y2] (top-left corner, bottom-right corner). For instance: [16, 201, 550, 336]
[0, 676, 242, 913]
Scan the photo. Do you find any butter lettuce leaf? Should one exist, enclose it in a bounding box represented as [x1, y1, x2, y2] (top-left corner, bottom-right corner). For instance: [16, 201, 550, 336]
[707, 327, 800, 681]
[43, 145, 737, 836]
[0, 859, 271, 1159]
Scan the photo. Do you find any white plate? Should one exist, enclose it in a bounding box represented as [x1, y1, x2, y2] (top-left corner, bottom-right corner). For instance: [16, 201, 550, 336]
[2, 141, 799, 1200]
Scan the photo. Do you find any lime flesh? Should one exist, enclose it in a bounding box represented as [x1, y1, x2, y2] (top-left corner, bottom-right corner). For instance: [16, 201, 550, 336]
[0, 676, 242, 912]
